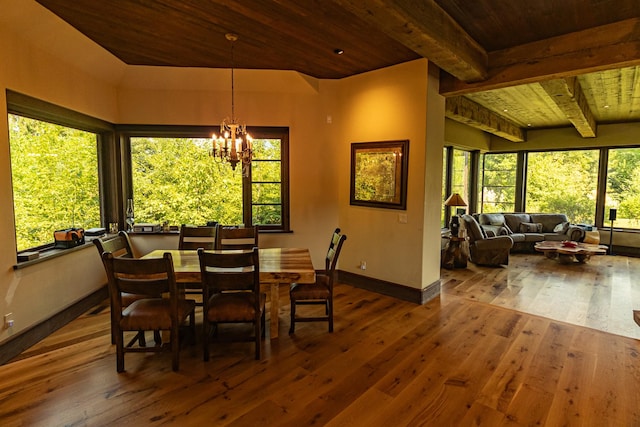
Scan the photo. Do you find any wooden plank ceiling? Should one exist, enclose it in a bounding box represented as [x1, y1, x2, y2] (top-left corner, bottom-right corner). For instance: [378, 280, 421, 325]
[35, 0, 640, 142]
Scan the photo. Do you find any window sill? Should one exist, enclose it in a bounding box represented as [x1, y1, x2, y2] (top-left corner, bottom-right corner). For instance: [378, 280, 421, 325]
[13, 236, 105, 270]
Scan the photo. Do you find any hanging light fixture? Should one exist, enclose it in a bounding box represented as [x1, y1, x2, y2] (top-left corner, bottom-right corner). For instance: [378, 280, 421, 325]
[211, 33, 253, 177]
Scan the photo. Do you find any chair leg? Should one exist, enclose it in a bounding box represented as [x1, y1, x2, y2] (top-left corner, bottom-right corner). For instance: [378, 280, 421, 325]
[115, 330, 125, 373]
[255, 316, 261, 360]
[203, 320, 210, 362]
[171, 324, 179, 372]
[110, 310, 117, 345]
[189, 311, 196, 345]
[153, 330, 162, 345]
[261, 310, 266, 338]
[328, 298, 334, 333]
[289, 298, 296, 334]
[138, 330, 146, 347]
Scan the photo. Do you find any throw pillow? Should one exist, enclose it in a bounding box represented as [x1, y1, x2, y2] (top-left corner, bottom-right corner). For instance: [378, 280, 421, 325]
[553, 221, 570, 234]
[583, 231, 600, 244]
[498, 226, 511, 235]
[519, 222, 543, 233]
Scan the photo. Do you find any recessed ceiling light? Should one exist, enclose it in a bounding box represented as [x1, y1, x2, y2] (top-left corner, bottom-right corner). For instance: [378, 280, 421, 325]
[527, 123, 532, 127]
[604, 105, 610, 109]
[334, 48, 344, 55]
[503, 109, 508, 112]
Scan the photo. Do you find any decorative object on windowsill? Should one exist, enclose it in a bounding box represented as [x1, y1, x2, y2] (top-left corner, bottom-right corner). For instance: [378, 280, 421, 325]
[211, 33, 253, 178]
[608, 207, 616, 255]
[444, 193, 467, 237]
[133, 223, 162, 233]
[125, 198, 135, 232]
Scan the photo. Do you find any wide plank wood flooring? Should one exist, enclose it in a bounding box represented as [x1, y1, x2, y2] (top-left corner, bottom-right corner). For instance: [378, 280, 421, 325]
[1, 253, 639, 426]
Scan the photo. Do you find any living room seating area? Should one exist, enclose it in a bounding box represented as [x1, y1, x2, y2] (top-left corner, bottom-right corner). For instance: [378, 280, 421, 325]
[475, 213, 585, 252]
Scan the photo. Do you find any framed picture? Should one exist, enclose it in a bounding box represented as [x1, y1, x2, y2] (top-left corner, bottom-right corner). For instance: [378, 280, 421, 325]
[350, 140, 409, 210]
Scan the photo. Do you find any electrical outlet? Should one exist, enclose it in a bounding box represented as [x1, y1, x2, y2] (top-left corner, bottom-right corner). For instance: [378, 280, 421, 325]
[4, 313, 14, 329]
[360, 261, 367, 270]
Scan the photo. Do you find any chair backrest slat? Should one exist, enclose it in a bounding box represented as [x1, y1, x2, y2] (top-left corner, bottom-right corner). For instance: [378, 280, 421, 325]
[325, 228, 347, 274]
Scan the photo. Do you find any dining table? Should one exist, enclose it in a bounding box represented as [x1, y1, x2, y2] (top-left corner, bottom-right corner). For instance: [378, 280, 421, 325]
[141, 248, 316, 339]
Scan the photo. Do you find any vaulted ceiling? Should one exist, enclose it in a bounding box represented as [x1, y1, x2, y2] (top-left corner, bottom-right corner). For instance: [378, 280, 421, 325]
[35, 0, 640, 142]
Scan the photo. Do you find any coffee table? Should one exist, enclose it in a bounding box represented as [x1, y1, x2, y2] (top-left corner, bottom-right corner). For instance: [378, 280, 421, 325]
[534, 241, 608, 263]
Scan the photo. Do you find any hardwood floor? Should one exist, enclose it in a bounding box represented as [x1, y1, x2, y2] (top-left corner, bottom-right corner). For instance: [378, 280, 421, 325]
[1, 253, 639, 426]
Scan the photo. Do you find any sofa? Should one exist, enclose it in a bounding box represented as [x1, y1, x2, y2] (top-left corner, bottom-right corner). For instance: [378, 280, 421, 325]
[475, 213, 585, 252]
[461, 214, 514, 266]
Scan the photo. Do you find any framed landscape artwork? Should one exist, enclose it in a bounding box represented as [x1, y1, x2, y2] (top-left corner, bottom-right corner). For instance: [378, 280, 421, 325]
[350, 140, 409, 210]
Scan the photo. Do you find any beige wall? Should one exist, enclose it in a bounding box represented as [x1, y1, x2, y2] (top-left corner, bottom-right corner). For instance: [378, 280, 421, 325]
[445, 118, 491, 151]
[333, 59, 441, 289]
[0, 1, 441, 343]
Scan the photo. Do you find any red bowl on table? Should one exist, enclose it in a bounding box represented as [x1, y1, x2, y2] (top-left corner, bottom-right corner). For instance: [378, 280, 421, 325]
[561, 240, 578, 248]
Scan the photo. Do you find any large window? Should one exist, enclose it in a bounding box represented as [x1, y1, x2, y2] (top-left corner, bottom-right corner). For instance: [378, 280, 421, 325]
[606, 148, 640, 229]
[128, 126, 289, 231]
[9, 114, 101, 251]
[481, 153, 517, 212]
[526, 150, 599, 223]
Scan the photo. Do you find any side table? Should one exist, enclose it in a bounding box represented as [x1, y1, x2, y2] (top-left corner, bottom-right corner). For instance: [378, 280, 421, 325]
[442, 235, 468, 269]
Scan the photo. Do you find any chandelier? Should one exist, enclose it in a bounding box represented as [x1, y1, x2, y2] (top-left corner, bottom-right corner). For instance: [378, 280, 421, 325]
[211, 33, 253, 177]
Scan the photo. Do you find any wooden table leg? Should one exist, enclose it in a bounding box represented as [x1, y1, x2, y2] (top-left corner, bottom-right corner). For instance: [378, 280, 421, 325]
[270, 283, 280, 339]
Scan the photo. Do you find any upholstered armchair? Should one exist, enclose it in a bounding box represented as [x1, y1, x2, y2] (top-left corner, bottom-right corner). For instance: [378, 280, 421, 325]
[460, 214, 514, 266]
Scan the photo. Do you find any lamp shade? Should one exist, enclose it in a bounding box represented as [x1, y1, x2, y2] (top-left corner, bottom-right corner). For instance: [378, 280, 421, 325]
[444, 193, 467, 207]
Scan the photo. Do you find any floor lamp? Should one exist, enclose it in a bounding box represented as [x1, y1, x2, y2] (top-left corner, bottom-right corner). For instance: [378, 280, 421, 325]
[609, 208, 616, 255]
[444, 193, 468, 237]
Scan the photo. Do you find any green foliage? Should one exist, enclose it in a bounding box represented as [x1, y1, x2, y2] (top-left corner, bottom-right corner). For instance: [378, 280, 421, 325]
[481, 153, 518, 212]
[526, 150, 599, 224]
[9, 114, 100, 251]
[131, 137, 283, 227]
[607, 148, 640, 228]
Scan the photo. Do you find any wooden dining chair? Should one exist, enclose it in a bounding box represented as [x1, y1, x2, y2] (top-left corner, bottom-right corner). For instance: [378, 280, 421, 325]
[215, 225, 259, 250]
[102, 252, 196, 372]
[94, 231, 161, 345]
[289, 228, 347, 334]
[178, 224, 216, 250]
[179, 224, 217, 305]
[198, 247, 265, 361]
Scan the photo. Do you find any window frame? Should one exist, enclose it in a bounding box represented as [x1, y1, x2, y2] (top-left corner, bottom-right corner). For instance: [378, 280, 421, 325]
[7, 90, 116, 254]
[119, 124, 290, 232]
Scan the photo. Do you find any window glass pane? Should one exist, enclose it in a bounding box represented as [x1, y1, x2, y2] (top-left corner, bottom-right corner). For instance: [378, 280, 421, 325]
[481, 153, 517, 212]
[9, 114, 100, 251]
[131, 137, 243, 225]
[526, 150, 598, 224]
[252, 205, 281, 225]
[451, 149, 470, 209]
[252, 138, 281, 160]
[252, 183, 281, 204]
[606, 148, 640, 229]
[252, 160, 281, 182]
[251, 138, 282, 227]
[441, 148, 447, 227]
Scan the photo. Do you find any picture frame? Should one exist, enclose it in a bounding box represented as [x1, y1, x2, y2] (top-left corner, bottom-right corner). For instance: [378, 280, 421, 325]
[350, 140, 409, 210]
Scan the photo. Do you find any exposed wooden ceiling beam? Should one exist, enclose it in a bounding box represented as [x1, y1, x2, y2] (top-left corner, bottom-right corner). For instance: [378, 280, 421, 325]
[539, 77, 597, 138]
[332, 0, 488, 82]
[445, 96, 525, 142]
[440, 18, 640, 96]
